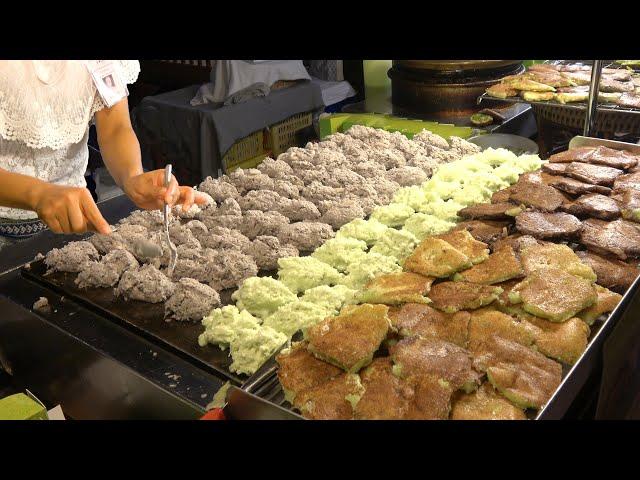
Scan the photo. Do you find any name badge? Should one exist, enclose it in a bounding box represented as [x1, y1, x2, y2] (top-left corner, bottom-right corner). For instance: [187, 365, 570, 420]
[86, 60, 128, 108]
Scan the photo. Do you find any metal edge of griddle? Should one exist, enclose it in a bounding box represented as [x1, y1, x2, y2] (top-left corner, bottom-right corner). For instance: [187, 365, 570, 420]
[536, 272, 640, 420]
[478, 93, 640, 116]
[224, 385, 302, 420]
[569, 135, 640, 154]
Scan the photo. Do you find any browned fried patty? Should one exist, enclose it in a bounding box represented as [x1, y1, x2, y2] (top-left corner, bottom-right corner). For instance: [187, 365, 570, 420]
[562, 193, 621, 220]
[276, 341, 343, 403]
[490, 234, 542, 254]
[614, 188, 640, 222]
[451, 220, 510, 244]
[355, 357, 409, 420]
[580, 218, 640, 260]
[491, 187, 515, 204]
[472, 335, 563, 409]
[542, 163, 568, 175]
[467, 307, 535, 352]
[293, 372, 364, 420]
[306, 304, 390, 373]
[549, 147, 596, 163]
[577, 285, 623, 326]
[589, 146, 638, 170]
[575, 250, 639, 293]
[454, 246, 524, 285]
[508, 181, 566, 212]
[433, 230, 490, 264]
[359, 272, 434, 305]
[404, 237, 472, 278]
[564, 162, 624, 187]
[403, 374, 453, 420]
[519, 243, 597, 281]
[523, 316, 590, 365]
[547, 175, 612, 196]
[451, 382, 527, 420]
[613, 172, 640, 192]
[429, 281, 502, 313]
[388, 303, 470, 347]
[515, 211, 582, 240]
[390, 336, 482, 392]
[509, 268, 597, 322]
[458, 202, 521, 221]
[617, 92, 640, 109]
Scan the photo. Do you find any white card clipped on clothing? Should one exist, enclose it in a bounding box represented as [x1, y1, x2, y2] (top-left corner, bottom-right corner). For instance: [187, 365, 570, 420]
[86, 60, 128, 108]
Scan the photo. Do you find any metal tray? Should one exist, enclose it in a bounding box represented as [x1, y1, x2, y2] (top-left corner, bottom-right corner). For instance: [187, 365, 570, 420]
[22, 259, 247, 385]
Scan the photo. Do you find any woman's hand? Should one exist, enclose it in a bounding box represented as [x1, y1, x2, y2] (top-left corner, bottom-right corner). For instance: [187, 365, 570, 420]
[122, 170, 208, 212]
[30, 184, 111, 234]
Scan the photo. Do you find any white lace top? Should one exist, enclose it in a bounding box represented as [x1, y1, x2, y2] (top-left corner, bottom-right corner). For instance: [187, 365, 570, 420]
[0, 60, 140, 220]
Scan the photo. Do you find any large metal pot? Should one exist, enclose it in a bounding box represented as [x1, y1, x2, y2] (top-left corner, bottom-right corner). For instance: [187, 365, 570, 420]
[389, 60, 524, 116]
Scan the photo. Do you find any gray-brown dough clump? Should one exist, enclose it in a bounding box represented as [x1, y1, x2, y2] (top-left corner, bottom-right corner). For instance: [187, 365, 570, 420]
[75, 249, 138, 289]
[89, 231, 127, 255]
[277, 198, 321, 222]
[198, 176, 240, 202]
[199, 226, 251, 251]
[256, 158, 293, 178]
[243, 235, 299, 270]
[386, 166, 429, 187]
[272, 180, 301, 199]
[200, 214, 244, 231]
[278, 221, 335, 252]
[237, 190, 283, 212]
[320, 201, 366, 229]
[165, 278, 221, 322]
[115, 264, 175, 303]
[207, 250, 258, 291]
[239, 210, 290, 239]
[45, 241, 100, 273]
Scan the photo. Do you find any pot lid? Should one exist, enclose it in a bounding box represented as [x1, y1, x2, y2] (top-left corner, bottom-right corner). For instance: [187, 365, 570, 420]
[393, 60, 523, 71]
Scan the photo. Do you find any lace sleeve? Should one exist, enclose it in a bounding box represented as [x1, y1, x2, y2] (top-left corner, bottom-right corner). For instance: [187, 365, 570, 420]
[91, 60, 141, 115]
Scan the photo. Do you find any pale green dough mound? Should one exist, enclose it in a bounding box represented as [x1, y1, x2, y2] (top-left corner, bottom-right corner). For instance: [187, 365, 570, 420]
[312, 236, 368, 272]
[228, 326, 287, 376]
[492, 163, 525, 184]
[393, 186, 439, 211]
[474, 147, 518, 167]
[231, 276, 297, 319]
[198, 305, 261, 350]
[419, 198, 465, 222]
[431, 163, 468, 184]
[301, 284, 358, 316]
[370, 203, 415, 228]
[402, 213, 456, 241]
[510, 154, 544, 172]
[451, 184, 494, 207]
[263, 301, 331, 337]
[464, 171, 510, 191]
[277, 256, 343, 293]
[452, 156, 495, 173]
[421, 180, 462, 201]
[340, 252, 401, 290]
[371, 228, 418, 263]
[335, 218, 389, 247]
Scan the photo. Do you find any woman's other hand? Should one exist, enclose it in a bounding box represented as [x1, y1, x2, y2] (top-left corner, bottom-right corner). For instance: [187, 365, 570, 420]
[122, 169, 209, 212]
[30, 184, 111, 234]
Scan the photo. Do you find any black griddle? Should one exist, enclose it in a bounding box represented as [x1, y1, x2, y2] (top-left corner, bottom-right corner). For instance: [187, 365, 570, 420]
[22, 259, 247, 385]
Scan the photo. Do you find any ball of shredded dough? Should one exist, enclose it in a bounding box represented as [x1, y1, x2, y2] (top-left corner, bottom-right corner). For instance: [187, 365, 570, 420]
[237, 190, 283, 212]
[243, 235, 299, 271]
[225, 168, 275, 194]
[199, 226, 252, 252]
[207, 250, 258, 291]
[320, 201, 365, 229]
[115, 264, 175, 303]
[102, 248, 139, 276]
[413, 129, 450, 150]
[173, 202, 201, 219]
[168, 224, 201, 249]
[183, 220, 208, 237]
[277, 221, 335, 252]
[165, 278, 221, 322]
[198, 176, 240, 202]
[262, 301, 330, 338]
[75, 262, 121, 289]
[277, 198, 321, 222]
[277, 256, 343, 294]
[335, 218, 389, 246]
[214, 198, 243, 217]
[239, 210, 290, 239]
[311, 236, 369, 272]
[271, 180, 300, 199]
[386, 166, 429, 187]
[45, 241, 100, 273]
[201, 214, 244, 231]
[89, 231, 127, 255]
[231, 276, 297, 319]
[256, 157, 294, 178]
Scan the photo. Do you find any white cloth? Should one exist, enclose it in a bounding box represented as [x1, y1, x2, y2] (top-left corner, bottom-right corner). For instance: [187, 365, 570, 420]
[0, 60, 140, 219]
[310, 77, 356, 106]
[191, 60, 311, 106]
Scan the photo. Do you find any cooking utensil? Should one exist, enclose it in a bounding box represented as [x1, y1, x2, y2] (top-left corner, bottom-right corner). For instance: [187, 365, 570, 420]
[163, 164, 178, 278]
[468, 133, 539, 155]
[111, 226, 162, 259]
[201, 385, 301, 420]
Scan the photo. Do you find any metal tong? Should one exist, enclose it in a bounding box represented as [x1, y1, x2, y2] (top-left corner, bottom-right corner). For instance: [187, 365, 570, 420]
[163, 164, 178, 277]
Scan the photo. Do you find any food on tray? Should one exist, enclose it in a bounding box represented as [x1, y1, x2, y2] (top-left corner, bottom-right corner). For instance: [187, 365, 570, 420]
[388, 303, 470, 347]
[434, 230, 490, 265]
[306, 304, 390, 373]
[206, 250, 258, 291]
[293, 372, 365, 420]
[335, 218, 389, 246]
[508, 268, 597, 322]
[239, 210, 290, 239]
[617, 92, 640, 109]
[340, 252, 401, 290]
[277, 256, 343, 293]
[562, 193, 621, 220]
[369, 228, 418, 262]
[390, 336, 481, 392]
[370, 202, 415, 227]
[472, 335, 562, 409]
[521, 91, 555, 102]
[263, 301, 331, 337]
[231, 276, 296, 319]
[564, 162, 623, 187]
[300, 285, 357, 316]
[451, 383, 526, 420]
[490, 234, 541, 254]
[403, 237, 472, 278]
[575, 250, 640, 293]
[402, 213, 456, 241]
[520, 243, 597, 281]
[580, 218, 640, 260]
[165, 278, 221, 322]
[358, 272, 434, 306]
[198, 306, 261, 349]
[428, 281, 503, 313]
[515, 211, 582, 240]
[458, 203, 521, 220]
[577, 285, 622, 326]
[454, 245, 524, 284]
[277, 221, 335, 251]
[547, 175, 612, 196]
[228, 325, 287, 376]
[320, 201, 366, 229]
[470, 113, 494, 126]
[467, 308, 535, 352]
[311, 236, 368, 272]
[115, 264, 175, 303]
[613, 172, 640, 192]
[44, 241, 100, 273]
[524, 316, 590, 365]
[508, 179, 567, 212]
[504, 76, 556, 92]
[353, 357, 411, 420]
[614, 188, 640, 222]
[242, 235, 299, 271]
[486, 83, 518, 99]
[276, 341, 343, 404]
[75, 261, 121, 289]
[555, 91, 589, 104]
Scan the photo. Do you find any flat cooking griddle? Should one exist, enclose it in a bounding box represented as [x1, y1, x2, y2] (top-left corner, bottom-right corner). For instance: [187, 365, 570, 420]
[22, 259, 248, 385]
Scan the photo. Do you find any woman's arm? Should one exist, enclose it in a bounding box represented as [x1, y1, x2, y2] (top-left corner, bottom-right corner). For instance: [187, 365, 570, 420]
[0, 168, 111, 234]
[95, 98, 204, 211]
